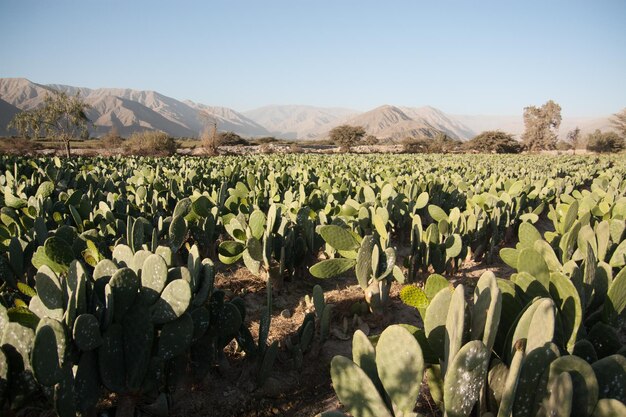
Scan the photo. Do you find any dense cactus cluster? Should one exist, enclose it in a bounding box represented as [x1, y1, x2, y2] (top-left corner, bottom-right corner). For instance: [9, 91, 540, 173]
[0, 153, 625, 416]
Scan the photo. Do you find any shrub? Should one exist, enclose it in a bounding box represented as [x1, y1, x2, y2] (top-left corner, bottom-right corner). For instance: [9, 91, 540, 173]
[401, 137, 432, 153]
[556, 140, 573, 151]
[288, 142, 303, 153]
[100, 127, 123, 149]
[200, 123, 221, 155]
[123, 130, 177, 156]
[464, 130, 521, 154]
[258, 143, 272, 154]
[218, 131, 248, 146]
[0, 137, 41, 156]
[586, 129, 625, 153]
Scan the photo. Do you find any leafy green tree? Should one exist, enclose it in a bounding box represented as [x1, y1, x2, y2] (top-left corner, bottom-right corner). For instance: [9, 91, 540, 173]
[9, 90, 91, 157]
[464, 130, 521, 153]
[610, 108, 626, 139]
[521, 100, 561, 151]
[329, 124, 366, 151]
[586, 129, 624, 153]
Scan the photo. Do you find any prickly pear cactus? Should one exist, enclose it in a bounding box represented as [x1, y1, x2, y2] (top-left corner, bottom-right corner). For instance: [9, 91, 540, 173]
[31, 317, 66, 387]
[375, 325, 424, 413]
[443, 340, 490, 417]
[330, 355, 392, 417]
[547, 355, 599, 417]
[591, 354, 626, 403]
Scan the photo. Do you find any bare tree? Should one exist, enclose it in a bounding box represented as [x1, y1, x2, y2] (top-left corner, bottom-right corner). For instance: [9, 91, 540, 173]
[199, 110, 221, 155]
[610, 108, 626, 139]
[566, 127, 580, 154]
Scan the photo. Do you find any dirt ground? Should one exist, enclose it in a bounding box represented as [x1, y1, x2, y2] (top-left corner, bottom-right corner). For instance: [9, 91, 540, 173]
[167, 256, 515, 417]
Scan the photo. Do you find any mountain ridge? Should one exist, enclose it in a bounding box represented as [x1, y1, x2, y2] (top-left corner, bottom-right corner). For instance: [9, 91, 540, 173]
[0, 77, 616, 141]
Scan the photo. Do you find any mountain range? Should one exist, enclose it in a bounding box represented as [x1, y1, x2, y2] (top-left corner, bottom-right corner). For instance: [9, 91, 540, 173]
[0, 78, 616, 141]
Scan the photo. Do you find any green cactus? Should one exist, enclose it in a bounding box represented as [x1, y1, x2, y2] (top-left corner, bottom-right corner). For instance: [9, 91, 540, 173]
[547, 355, 599, 417]
[122, 304, 154, 391]
[158, 313, 193, 361]
[443, 340, 490, 417]
[169, 215, 187, 252]
[592, 399, 626, 416]
[109, 267, 140, 322]
[258, 340, 278, 385]
[444, 284, 466, 376]
[112, 244, 134, 268]
[31, 317, 66, 386]
[73, 314, 102, 351]
[375, 324, 425, 413]
[152, 279, 192, 324]
[74, 350, 100, 415]
[587, 322, 621, 359]
[330, 355, 393, 417]
[517, 247, 550, 291]
[472, 271, 502, 355]
[98, 323, 125, 393]
[309, 258, 356, 278]
[32, 265, 64, 320]
[548, 271, 582, 353]
[424, 286, 452, 362]
[497, 339, 525, 417]
[330, 325, 426, 417]
[539, 371, 573, 417]
[43, 236, 74, 271]
[351, 330, 381, 393]
[139, 254, 168, 304]
[591, 355, 626, 402]
[602, 266, 626, 326]
[512, 342, 560, 417]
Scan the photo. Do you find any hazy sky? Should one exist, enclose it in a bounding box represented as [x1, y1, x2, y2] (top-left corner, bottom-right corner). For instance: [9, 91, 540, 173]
[1, 0, 624, 116]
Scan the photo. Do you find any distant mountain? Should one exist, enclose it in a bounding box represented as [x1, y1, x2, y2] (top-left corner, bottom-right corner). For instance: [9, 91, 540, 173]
[243, 105, 357, 139]
[0, 98, 21, 136]
[337, 105, 467, 141]
[0, 77, 617, 142]
[185, 101, 270, 137]
[0, 78, 270, 138]
[0, 78, 56, 111]
[399, 106, 475, 140]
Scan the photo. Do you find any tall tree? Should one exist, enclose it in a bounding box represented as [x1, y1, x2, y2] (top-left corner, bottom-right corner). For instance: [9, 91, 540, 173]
[521, 100, 561, 151]
[9, 91, 90, 157]
[566, 127, 580, 154]
[610, 108, 626, 139]
[329, 124, 366, 152]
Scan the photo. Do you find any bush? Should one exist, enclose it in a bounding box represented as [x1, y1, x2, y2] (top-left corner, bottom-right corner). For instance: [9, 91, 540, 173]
[123, 130, 177, 156]
[555, 140, 573, 151]
[586, 130, 624, 153]
[100, 127, 123, 149]
[0, 137, 41, 155]
[288, 142, 303, 153]
[218, 131, 248, 146]
[464, 130, 521, 154]
[401, 137, 432, 153]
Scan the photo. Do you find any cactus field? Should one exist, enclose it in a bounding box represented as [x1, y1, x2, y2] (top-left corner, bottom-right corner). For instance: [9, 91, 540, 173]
[0, 153, 625, 417]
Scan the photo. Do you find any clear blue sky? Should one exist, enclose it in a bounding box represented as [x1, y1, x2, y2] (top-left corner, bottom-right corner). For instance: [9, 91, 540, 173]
[1, 0, 624, 116]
